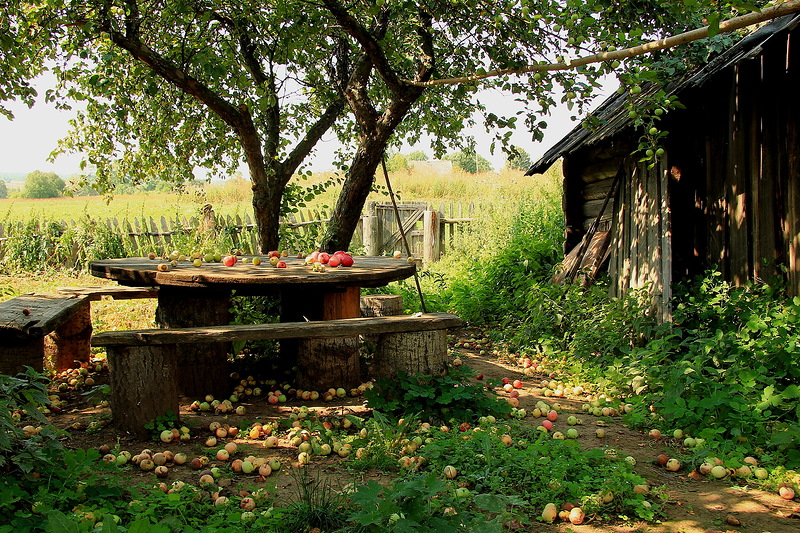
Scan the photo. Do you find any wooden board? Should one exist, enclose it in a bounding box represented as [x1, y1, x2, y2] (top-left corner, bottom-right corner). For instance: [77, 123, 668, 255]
[0, 294, 88, 339]
[57, 286, 159, 301]
[92, 313, 462, 346]
[90, 256, 416, 290]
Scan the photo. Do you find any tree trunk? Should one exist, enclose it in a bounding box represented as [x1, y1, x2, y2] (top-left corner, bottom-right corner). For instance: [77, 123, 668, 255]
[107, 344, 179, 438]
[370, 330, 448, 380]
[155, 286, 231, 398]
[321, 85, 425, 252]
[250, 161, 286, 253]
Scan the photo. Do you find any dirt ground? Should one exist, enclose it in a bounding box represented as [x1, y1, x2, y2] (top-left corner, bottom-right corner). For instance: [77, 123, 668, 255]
[47, 331, 800, 532]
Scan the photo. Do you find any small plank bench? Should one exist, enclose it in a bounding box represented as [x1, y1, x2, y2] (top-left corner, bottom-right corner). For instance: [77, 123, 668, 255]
[91, 312, 462, 436]
[0, 293, 91, 376]
[57, 285, 159, 301]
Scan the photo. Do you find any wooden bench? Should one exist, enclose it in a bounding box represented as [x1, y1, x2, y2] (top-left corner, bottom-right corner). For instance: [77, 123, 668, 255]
[0, 293, 92, 376]
[91, 312, 462, 436]
[57, 285, 159, 301]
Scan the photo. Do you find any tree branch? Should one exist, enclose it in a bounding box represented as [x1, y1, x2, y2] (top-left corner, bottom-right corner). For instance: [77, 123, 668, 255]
[321, 0, 402, 94]
[404, 0, 800, 87]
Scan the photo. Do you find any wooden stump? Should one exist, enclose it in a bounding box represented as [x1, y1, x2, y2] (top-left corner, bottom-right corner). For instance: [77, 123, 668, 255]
[0, 339, 45, 375]
[289, 286, 363, 390]
[360, 294, 403, 317]
[360, 294, 403, 363]
[107, 345, 179, 437]
[370, 330, 449, 380]
[155, 287, 231, 398]
[44, 298, 92, 372]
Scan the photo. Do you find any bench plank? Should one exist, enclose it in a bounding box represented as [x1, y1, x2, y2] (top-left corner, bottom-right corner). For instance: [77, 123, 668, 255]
[0, 293, 92, 375]
[56, 286, 159, 302]
[92, 312, 462, 346]
[0, 294, 89, 339]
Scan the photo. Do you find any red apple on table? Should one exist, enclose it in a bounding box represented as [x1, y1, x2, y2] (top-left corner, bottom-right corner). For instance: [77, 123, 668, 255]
[328, 255, 341, 267]
[340, 254, 354, 267]
[222, 255, 237, 267]
[318, 252, 330, 264]
[276, 261, 287, 268]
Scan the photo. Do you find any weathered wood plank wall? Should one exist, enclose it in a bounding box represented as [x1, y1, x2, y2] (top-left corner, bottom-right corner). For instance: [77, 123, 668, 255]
[561, 22, 799, 315]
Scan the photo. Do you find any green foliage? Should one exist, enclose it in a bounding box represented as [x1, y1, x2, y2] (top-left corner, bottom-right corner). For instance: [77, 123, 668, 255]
[20, 171, 65, 199]
[618, 273, 800, 465]
[384, 152, 410, 172]
[276, 467, 350, 532]
[0, 367, 62, 473]
[0, 219, 65, 271]
[417, 424, 655, 521]
[504, 146, 532, 171]
[443, 151, 493, 174]
[363, 365, 512, 425]
[0, 180, 7, 199]
[55, 216, 127, 270]
[346, 471, 515, 532]
[143, 411, 180, 441]
[444, 196, 563, 323]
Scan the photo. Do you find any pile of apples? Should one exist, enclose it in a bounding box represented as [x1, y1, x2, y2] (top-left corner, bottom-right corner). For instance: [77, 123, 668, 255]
[303, 250, 355, 269]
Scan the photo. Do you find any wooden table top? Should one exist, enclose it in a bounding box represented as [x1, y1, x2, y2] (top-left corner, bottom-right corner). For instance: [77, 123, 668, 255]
[90, 256, 416, 290]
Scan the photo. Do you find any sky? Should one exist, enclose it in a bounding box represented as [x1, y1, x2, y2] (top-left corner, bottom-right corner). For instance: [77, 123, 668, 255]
[0, 75, 606, 180]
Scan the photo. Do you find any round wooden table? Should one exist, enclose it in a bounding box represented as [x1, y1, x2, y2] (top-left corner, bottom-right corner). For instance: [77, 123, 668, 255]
[90, 256, 416, 395]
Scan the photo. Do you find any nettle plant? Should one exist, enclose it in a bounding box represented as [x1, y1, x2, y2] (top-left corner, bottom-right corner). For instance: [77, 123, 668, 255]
[364, 365, 513, 425]
[622, 272, 800, 464]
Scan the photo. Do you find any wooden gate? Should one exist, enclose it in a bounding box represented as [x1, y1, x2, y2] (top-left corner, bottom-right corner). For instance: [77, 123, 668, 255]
[362, 201, 428, 257]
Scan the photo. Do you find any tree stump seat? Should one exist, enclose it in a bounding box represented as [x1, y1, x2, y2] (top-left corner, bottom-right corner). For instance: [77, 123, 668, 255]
[0, 293, 93, 376]
[91, 312, 462, 436]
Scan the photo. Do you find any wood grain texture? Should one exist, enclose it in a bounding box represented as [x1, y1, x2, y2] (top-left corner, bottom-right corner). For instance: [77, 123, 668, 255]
[56, 285, 159, 301]
[92, 313, 462, 346]
[0, 294, 89, 339]
[90, 256, 416, 290]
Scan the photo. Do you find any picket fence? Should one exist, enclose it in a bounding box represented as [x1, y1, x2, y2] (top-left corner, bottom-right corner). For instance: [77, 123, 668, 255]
[0, 202, 479, 266]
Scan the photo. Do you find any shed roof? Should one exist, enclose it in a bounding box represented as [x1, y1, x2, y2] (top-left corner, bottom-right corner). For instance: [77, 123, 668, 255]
[525, 14, 800, 176]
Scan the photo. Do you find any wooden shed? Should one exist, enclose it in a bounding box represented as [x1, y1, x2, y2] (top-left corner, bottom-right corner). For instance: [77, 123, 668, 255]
[527, 14, 800, 320]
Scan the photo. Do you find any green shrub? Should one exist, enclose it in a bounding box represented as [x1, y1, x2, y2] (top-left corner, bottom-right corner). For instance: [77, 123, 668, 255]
[363, 365, 512, 425]
[623, 273, 800, 464]
[415, 423, 655, 522]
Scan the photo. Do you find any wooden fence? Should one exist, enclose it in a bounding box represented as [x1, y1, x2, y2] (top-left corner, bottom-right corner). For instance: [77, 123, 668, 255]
[0, 202, 479, 267]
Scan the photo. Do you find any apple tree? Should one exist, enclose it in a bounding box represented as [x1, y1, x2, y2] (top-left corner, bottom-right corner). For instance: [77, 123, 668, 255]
[2, 0, 356, 252]
[314, 0, 787, 251]
[3, 0, 795, 253]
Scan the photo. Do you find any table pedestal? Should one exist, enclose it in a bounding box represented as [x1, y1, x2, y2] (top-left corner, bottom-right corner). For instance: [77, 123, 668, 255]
[281, 286, 362, 390]
[155, 286, 231, 398]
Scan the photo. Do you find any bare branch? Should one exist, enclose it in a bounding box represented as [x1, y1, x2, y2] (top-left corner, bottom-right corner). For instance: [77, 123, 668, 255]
[404, 0, 800, 87]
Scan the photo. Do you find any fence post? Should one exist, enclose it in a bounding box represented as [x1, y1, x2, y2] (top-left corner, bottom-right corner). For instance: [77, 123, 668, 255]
[423, 210, 440, 264]
[363, 215, 381, 256]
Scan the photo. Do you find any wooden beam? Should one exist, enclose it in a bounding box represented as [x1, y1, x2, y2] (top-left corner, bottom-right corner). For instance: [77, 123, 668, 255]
[92, 312, 462, 347]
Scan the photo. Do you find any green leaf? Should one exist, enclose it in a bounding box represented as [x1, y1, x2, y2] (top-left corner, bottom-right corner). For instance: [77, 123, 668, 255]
[473, 493, 506, 512]
[45, 510, 80, 533]
[706, 12, 721, 38]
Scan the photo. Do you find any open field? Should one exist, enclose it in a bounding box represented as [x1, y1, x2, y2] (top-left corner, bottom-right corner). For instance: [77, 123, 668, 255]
[0, 168, 558, 222]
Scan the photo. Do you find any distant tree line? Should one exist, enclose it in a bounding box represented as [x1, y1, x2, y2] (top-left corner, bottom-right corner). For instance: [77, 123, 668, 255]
[384, 145, 532, 174]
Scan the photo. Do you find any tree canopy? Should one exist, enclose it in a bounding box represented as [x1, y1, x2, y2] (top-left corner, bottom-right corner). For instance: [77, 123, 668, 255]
[21, 170, 65, 199]
[506, 146, 533, 171]
[445, 151, 493, 174]
[2, 0, 793, 251]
